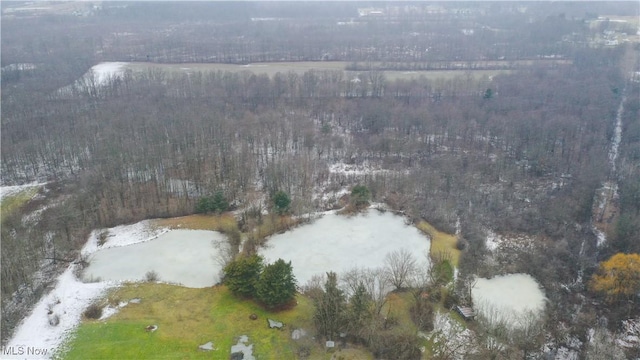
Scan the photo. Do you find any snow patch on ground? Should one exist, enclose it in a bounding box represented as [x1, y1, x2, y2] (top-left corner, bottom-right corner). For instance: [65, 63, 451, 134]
[553, 346, 580, 360]
[594, 228, 607, 248]
[328, 162, 401, 176]
[4, 267, 115, 359]
[231, 335, 255, 360]
[618, 317, 640, 350]
[22, 205, 50, 225]
[99, 301, 129, 321]
[88, 62, 128, 85]
[318, 188, 350, 202]
[57, 62, 128, 97]
[82, 220, 168, 255]
[484, 229, 500, 251]
[484, 229, 535, 253]
[425, 312, 474, 359]
[608, 96, 625, 173]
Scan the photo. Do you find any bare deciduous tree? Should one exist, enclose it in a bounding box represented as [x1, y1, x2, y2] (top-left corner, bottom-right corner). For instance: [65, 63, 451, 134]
[342, 267, 392, 316]
[585, 327, 626, 360]
[384, 248, 417, 291]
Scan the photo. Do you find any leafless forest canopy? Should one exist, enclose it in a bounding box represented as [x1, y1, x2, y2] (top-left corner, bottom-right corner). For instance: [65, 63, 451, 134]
[1, 1, 639, 357]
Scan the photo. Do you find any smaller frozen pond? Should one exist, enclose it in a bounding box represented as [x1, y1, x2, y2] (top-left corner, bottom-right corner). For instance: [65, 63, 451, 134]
[259, 210, 430, 285]
[472, 273, 546, 326]
[83, 230, 226, 288]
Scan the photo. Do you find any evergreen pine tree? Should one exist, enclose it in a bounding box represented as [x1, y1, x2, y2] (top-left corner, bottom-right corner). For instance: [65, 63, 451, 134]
[256, 259, 297, 308]
[223, 254, 264, 298]
[314, 272, 346, 340]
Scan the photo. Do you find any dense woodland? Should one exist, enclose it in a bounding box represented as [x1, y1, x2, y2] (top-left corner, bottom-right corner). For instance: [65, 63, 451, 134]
[2, 1, 639, 357]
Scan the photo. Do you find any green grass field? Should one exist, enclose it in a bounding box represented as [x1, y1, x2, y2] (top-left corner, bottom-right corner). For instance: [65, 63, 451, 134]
[59, 284, 316, 360]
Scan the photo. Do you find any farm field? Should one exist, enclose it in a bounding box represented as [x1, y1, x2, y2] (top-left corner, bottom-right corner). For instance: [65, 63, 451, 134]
[124, 61, 513, 81]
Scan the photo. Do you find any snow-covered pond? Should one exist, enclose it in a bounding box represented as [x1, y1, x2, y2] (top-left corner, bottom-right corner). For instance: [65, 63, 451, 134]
[472, 273, 546, 326]
[259, 210, 431, 285]
[83, 230, 226, 288]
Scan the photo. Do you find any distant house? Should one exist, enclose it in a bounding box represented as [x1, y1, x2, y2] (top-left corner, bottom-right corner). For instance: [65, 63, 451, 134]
[455, 305, 476, 321]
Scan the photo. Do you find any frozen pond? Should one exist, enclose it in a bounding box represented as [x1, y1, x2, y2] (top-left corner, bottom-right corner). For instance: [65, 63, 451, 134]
[472, 273, 546, 326]
[83, 230, 226, 288]
[259, 210, 430, 285]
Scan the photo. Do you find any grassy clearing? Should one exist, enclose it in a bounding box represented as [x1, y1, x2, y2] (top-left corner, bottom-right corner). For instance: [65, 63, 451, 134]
[154, 213, 238, 232]
[383, 292, 418, 333]
[153, 213, 297, 239]
[251, 214, 298, 239]
[416, 221, 460, 267]
[382, 291, 434, 359]
[60, 283, 316, 360]
[0, 187, 40, 219]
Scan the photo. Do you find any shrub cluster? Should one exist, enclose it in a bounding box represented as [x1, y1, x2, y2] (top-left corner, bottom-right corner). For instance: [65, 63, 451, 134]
[223, 255, 297, 309]
[83, 303, 103, 319]
[196, 191, 229, 214]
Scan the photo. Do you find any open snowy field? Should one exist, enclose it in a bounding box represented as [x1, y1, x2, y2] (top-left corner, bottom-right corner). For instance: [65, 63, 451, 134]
[86, 62, 128, 85]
